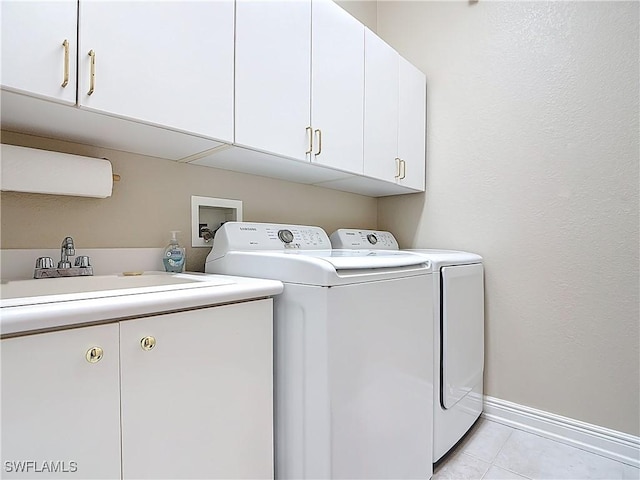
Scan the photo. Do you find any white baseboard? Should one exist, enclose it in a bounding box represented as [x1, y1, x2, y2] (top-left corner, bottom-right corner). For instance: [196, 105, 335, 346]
[482, 395, 640, 468]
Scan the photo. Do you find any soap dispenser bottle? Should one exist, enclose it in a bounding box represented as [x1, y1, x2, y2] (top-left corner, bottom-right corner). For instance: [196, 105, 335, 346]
[163, 231, 186, 273]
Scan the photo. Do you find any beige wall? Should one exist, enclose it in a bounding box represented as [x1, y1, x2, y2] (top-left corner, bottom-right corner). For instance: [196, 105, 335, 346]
[376, 1, 639, 435]
[0, 131, 377, 271]
[335, 0, 377, 31]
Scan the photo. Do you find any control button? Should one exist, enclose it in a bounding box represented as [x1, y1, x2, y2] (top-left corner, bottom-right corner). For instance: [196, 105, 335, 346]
[366, 233, 378, 245]
[278, 229, 294, 244]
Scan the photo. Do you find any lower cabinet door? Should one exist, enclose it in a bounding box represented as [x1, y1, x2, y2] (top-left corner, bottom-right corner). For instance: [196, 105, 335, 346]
[119, 299, 274, 479]
[1, 324, 121, 479]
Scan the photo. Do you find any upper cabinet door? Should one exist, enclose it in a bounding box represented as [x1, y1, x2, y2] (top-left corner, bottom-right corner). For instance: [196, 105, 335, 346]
[363, 29, 399, 183]
[78, 1, 234, 142]
[398, 57, 426, 191]
[1, 0, 77, 105]
[311, 0, 364, 174]
[235, 0, 311, 162]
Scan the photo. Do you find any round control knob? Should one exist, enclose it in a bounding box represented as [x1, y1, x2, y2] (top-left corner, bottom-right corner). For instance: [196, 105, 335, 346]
[366, 233, 378, 245]
[278, 229, 294, 244]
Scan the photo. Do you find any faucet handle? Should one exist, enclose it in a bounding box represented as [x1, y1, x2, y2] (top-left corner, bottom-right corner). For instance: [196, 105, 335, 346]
[75, 256, 91, 268]
[36, 257, 55, 269]
[200, 226, 215, 243]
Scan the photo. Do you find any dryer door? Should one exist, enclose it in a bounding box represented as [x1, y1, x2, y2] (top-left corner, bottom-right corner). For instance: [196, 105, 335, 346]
[441, 263, 484, 409]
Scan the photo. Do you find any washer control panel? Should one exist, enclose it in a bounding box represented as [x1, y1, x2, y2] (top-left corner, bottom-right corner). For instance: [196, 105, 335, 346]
[211, 222, 331, 254]
[330, 229, 399, 250]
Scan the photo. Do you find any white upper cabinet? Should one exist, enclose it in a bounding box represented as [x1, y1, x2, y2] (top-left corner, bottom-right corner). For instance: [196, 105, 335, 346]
[311, 0, 364, 174]
[235, 0, 311, 162]
[364, 28, 399, 183]
[398, 56, 426, 191]
[364, 29, 426, 190]
[1, 0, 425, 197]
[77, 1, 234, 142]
[234, 0, 364, 174]
[1, 0, 78, 105]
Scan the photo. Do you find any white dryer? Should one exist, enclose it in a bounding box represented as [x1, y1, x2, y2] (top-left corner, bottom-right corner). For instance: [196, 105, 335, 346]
[206, 222, 435, 479]
[331, 229, 484, 462]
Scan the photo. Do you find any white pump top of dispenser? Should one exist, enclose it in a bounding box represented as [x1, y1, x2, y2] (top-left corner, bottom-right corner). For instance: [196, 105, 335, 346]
[169, 231, 180, 244]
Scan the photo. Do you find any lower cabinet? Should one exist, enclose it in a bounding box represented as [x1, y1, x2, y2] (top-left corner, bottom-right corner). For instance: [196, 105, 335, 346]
[1, 323, 121, 479]
[120, 300, 273, 479]
[1, 299, 274, 479]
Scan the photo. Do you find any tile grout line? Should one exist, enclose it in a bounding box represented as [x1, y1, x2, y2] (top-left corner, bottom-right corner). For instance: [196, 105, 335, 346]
[478, 425, 515, 480]
[468, 452, 491, 480]
[491, 429, 538, 480]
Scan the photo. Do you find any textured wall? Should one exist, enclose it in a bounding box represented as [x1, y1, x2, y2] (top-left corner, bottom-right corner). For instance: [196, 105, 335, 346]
[377, 1, 639, 435]
[335, 0, 377, 31]
[0, 131, 377, 272]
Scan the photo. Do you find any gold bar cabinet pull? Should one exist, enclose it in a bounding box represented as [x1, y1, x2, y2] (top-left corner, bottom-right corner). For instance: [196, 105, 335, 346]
[395, 158, 401, 179]
[61, 39, 69, 87]
[88, 49, 96, 95]
[306, 126, 313, 154]
[399, 159, 406, 180]
[314, 129, 322, 156]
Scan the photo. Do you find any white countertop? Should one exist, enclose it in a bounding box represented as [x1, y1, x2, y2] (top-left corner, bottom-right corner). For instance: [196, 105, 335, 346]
[0, 271, 283, 337]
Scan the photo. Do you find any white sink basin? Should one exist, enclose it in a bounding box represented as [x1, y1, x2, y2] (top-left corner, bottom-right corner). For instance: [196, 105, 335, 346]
[0, 271, 234, 307]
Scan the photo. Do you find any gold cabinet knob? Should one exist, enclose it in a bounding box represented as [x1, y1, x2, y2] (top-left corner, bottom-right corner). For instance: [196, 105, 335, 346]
[140, 336, 156, 351]
[86, 346, 104, 363]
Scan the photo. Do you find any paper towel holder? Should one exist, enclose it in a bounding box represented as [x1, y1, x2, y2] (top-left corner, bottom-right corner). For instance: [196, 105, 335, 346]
[102, 157, 121, 183]
[1, 144, 115, 198]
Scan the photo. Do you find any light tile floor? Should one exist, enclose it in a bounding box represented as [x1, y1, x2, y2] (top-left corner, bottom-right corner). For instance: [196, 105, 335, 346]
[433, 418, 640, 480]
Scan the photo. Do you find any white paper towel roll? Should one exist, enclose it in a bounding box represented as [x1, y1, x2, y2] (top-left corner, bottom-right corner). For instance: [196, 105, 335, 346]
[0, 144, 113, 198]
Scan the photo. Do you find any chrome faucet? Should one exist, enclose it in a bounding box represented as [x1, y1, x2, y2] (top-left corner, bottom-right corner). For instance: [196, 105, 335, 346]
[58, 236, 75, 268]
[34, 236, 93, 279]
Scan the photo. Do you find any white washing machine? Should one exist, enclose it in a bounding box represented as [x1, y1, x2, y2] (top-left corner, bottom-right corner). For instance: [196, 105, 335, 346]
[206, 222, 434, 479]
[331, 229, 484, 462]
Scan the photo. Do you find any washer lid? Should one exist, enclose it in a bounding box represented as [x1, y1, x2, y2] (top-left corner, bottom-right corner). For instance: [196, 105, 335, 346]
[282, 249, 429, 270]
[406, 249, 483, 268]
[208, 249, 431, 286]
